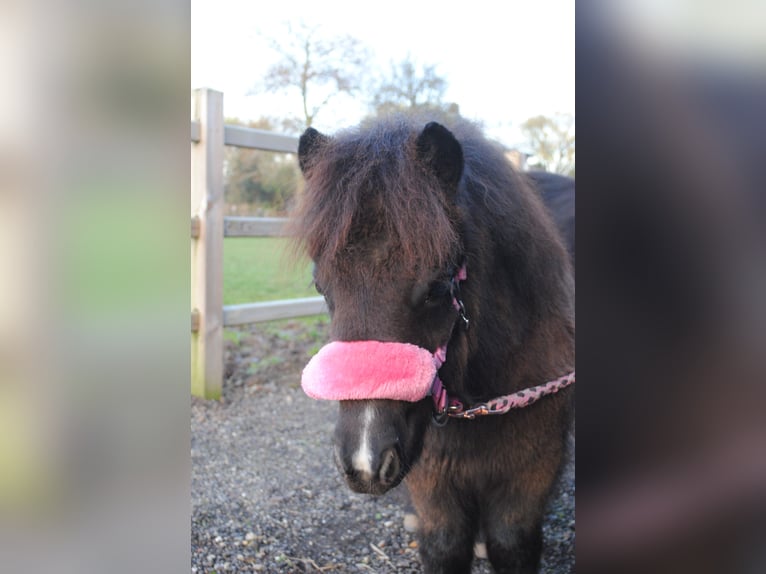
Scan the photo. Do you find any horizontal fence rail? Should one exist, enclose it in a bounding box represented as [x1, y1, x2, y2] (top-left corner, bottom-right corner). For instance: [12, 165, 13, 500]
[191, 88, 324, 399]
[190, 120, 298, 153]
[223, 216, 289, 238]
[223, 297, 328, 326]
[223, 125, 298, 153]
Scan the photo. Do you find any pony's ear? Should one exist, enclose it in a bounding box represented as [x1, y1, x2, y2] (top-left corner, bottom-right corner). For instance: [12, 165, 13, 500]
[415, 122, 464, 190]
[298, 127, 329, 174]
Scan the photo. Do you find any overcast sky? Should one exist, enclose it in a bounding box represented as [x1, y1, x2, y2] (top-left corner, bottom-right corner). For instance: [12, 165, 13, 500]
[191, 0, 574, 148]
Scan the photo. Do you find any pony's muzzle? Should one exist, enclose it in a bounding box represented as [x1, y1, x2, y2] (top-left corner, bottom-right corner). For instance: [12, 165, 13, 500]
[336, 443, 402, 495]
[334, 400, 410, 495]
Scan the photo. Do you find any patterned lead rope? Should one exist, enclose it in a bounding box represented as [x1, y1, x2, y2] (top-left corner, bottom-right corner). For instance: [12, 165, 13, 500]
[431, 262, 574, 421]
[433, 371, 575, 420]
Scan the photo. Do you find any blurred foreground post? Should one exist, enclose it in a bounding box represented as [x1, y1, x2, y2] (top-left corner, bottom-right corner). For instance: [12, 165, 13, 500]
[190, 88, 224, 399]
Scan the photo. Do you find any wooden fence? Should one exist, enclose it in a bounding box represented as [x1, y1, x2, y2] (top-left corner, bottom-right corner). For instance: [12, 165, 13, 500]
[191, 88, 327, 399]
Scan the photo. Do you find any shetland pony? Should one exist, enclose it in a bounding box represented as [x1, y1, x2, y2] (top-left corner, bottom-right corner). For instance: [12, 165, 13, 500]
[294, 114, 574, 574]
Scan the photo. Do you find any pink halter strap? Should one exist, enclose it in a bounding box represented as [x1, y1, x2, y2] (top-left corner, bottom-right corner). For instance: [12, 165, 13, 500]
[431, 263, 574, 421]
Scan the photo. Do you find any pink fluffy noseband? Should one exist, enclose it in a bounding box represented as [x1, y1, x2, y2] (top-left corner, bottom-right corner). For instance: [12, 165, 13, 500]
[301, 341, 438, 402]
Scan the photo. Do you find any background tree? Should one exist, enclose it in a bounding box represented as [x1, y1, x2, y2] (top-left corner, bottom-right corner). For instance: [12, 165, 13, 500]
[520, 114, 575, 176]
[369, 55, 460, 118]
[257, 22, 369, 129]
[224, 117, 301, 215]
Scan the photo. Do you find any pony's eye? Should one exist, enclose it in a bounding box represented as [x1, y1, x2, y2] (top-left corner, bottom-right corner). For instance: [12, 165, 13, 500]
[311, 263, 324, 295]
[425, 281, 451, 304]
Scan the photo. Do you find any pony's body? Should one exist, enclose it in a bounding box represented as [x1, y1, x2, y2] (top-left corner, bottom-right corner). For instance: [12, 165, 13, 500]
[527, 170, 575, 266]
[295, 114, 574, 574]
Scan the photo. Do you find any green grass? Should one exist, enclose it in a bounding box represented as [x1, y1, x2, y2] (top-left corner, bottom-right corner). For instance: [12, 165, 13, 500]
[223, 237, 315, 305]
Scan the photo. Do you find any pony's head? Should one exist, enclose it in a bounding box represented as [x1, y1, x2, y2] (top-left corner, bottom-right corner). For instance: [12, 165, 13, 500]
[294, 118, 468, 494]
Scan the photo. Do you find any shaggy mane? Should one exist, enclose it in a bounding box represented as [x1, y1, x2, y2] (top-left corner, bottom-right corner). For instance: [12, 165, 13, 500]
[291, 115, 462, 274]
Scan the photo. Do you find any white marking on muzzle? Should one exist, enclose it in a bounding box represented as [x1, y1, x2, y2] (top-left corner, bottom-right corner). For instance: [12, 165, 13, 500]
[351, 405, 375, 477]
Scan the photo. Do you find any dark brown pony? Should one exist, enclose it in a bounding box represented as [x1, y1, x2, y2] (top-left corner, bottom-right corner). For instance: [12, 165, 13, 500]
[293, 114, 574, 574]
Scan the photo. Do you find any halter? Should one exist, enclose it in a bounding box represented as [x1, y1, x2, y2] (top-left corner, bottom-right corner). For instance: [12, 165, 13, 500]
[300, 261, 574, 422]
[430, 262, 575, 425]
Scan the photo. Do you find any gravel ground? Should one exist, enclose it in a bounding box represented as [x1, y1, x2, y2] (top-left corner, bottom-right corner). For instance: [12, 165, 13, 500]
[192, 319, 574, 573]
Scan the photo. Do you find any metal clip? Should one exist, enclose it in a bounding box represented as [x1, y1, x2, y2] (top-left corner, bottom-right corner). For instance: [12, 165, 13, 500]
[450, 274, 470, 331]
[459, 306, 469, 329]
[451, 402, 489, 419]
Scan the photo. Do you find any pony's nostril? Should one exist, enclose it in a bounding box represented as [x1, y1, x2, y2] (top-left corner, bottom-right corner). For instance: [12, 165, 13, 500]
[344, 466, 357, 479]
[378, 447, 400, 484]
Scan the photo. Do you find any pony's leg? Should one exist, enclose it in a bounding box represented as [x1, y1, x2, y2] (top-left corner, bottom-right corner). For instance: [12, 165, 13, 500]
[407, 481, 476, 574]
[484, 519, 543, 574]
[417, 516, 475, 574]
[482, 416, 569, 573]
[482, 490, 544, 574]
[481, 483, 545, 574]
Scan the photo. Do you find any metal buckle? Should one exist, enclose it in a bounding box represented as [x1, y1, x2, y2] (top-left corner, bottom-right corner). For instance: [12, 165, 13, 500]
[450, 275, 470, 330]
[457, 298, 470, 329]
[450, 402, 489, 419]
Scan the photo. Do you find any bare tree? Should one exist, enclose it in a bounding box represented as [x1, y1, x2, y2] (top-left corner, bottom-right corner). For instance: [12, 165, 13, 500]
[370, 55, 459, 118]
[257, 22, 369, 128]
[520, 114, 576, 176]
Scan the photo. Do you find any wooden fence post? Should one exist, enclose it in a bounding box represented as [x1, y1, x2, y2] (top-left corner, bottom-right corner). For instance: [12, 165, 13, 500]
[191, 88, 224, 399]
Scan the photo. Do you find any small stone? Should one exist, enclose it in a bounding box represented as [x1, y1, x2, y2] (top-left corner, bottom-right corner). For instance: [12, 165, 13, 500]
[245, 532, 256, 541]
[408, 541, 418, 549]
[403, 513, 420, 532]
[236, 554, 244, 561]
